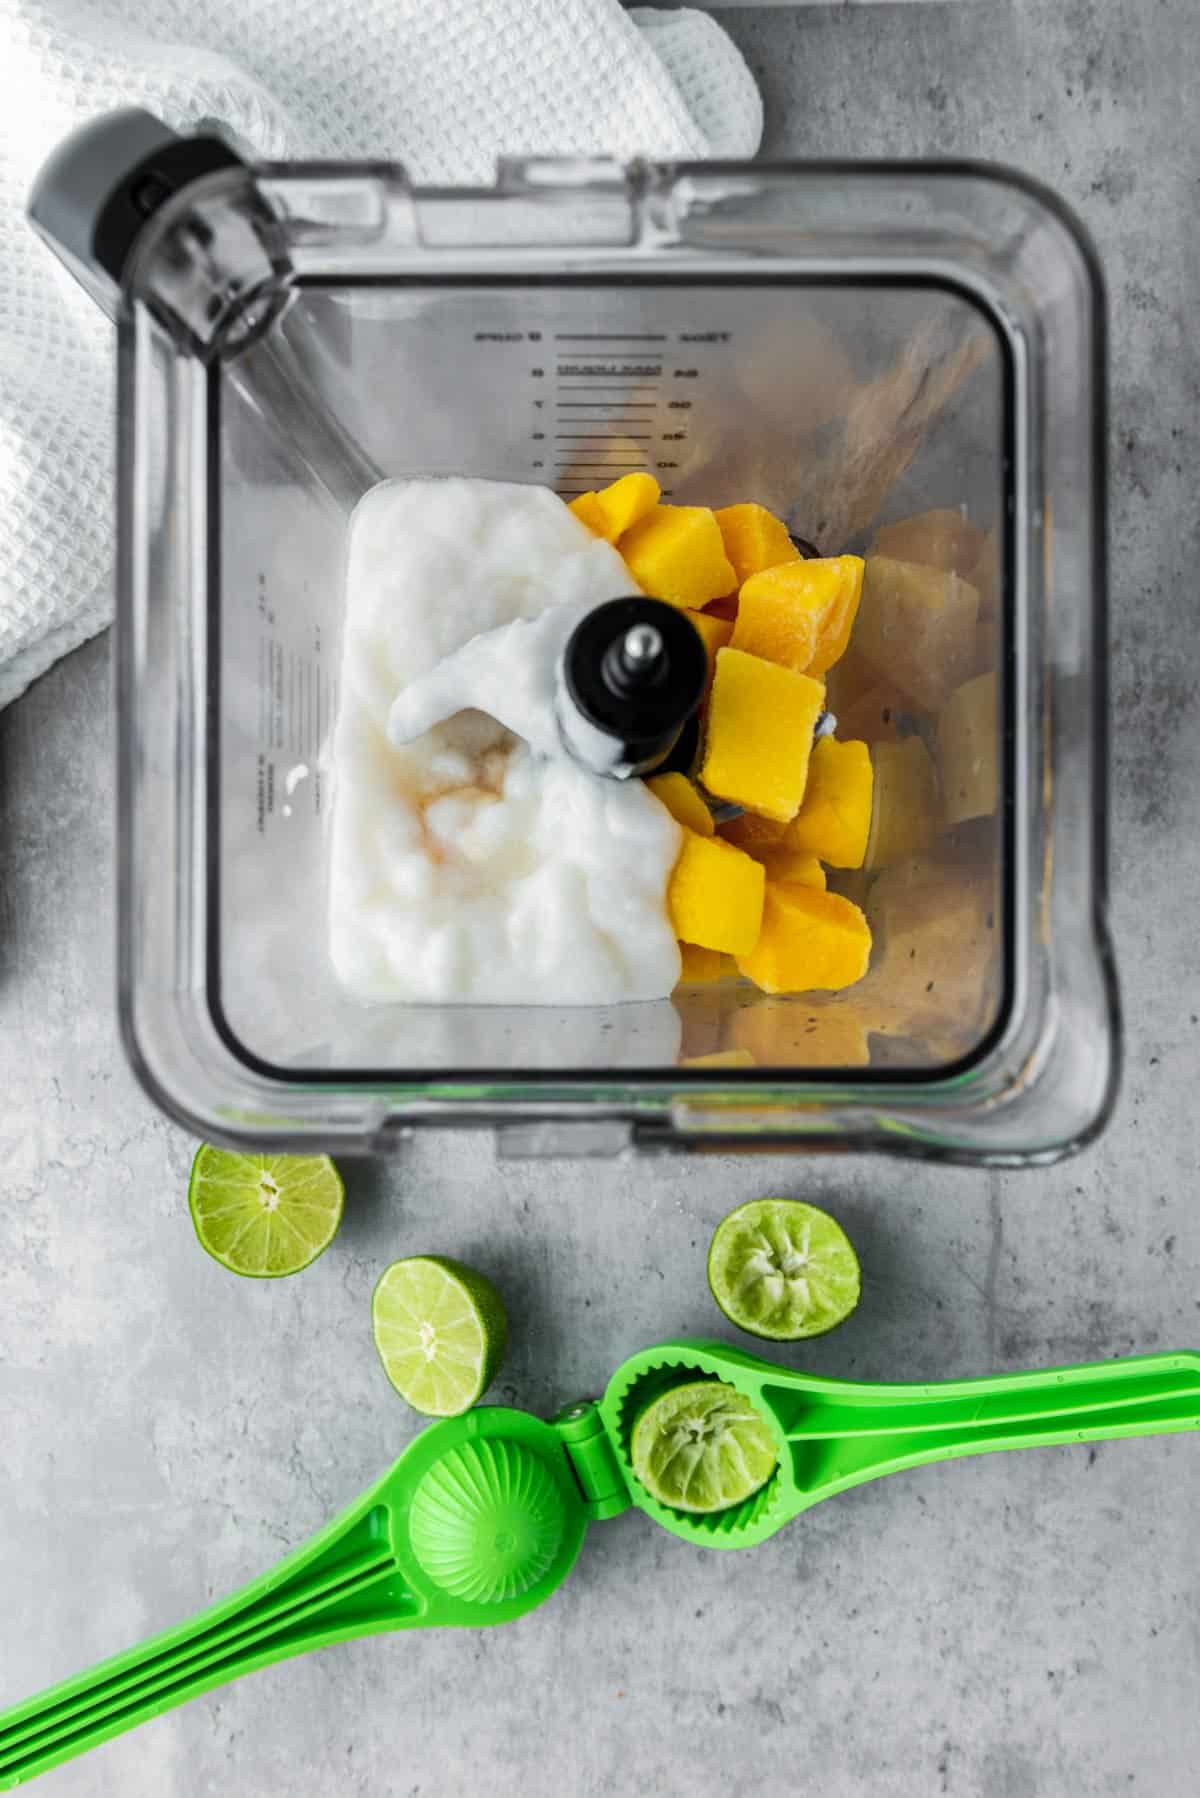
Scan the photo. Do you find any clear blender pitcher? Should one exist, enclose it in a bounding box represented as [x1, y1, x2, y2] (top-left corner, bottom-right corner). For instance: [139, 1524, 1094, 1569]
[29, 112, 1117, 1162]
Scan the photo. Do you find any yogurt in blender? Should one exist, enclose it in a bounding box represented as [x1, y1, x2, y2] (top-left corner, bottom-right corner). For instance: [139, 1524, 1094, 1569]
[329, 477, 683, 1006]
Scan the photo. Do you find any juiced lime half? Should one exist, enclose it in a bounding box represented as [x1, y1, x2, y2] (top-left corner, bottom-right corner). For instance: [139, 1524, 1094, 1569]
[188, 1148, 344, 1277]
[372, 1256, 508, 1418]
[708, 1197, 861, 1340]
[631, 1379, 778, 1514]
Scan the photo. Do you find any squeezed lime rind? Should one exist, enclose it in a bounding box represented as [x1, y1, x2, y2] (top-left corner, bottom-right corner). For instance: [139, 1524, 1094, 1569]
[708, 1198, 861, 1341]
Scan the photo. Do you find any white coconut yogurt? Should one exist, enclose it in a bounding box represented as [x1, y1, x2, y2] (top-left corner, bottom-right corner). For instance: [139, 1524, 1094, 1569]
[329, 477, 683, 1005]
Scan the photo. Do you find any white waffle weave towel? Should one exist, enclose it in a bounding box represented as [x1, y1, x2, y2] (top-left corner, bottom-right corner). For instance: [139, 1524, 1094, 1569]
[0, 0, 761, 707]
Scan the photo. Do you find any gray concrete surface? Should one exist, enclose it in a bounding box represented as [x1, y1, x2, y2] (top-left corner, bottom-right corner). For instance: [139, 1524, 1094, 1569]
[2, 4, 1199, 1794]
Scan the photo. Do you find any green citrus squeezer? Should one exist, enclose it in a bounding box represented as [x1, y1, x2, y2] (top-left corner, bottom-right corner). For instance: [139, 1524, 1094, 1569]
[3, 1339, 1198, 1788]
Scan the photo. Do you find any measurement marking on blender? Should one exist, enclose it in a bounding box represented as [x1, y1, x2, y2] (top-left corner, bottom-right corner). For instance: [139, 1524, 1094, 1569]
[557, 370, 662, 379]
[553, 333, 667, 341]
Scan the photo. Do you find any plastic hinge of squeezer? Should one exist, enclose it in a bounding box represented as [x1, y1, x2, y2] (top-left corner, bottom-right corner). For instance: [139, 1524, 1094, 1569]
[551, 1402, 633, 1522]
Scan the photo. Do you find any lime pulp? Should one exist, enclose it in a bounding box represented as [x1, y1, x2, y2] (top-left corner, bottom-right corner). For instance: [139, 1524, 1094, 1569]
[707, 1197, 861, 1340]
[372, 1256, 508, 1418]
[631, 1379, 778, 1514]
[188, 1148, 344, 1277]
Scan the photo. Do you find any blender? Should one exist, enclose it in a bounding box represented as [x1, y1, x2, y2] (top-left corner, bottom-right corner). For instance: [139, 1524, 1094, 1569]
[28, 111, 1117, 1163]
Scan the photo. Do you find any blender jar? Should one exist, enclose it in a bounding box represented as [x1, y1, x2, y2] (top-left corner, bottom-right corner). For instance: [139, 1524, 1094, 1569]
[30, 115, 1117, 1161]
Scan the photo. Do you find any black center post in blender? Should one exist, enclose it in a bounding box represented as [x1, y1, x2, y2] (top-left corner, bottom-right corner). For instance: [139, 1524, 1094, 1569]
[557, 595, 708, 778]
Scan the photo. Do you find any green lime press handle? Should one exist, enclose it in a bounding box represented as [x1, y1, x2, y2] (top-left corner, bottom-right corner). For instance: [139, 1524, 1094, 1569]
[600, 1342, 1200, 1549]
[0, 1409, 590, 1790]
[5, 1348, 1199, 1786]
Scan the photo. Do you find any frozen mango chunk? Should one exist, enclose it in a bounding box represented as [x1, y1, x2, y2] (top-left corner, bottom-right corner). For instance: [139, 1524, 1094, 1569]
[732, 560, 839, 674]
[569, 473, 660, 542]
[686, 609, 734, 699]
[701, 649, 826, 823]
[855, 557, 979, 712]
[647, 772, 714, 837]
[594, 472, 661, 539]
[729, 998, 871, 1069]
[938, 671, 999, 827]
[681, 1048, 757, 1069]
[737, 884, 872, 995]
[812, 556, 866, 676]
[757, 848, 826, 890]
[567, 491, 607, 534]
[783, 736, 873, 870]
[668, 829, 765, 956]
[873, 508, 985, 576]
[864, 737, 939, 870]
[619, 505, 736, 611]
[720, 811, 789, 858]
[733, 556, 864, 680]
[714, 503, 800, 585]
[675, 942, 734, 985]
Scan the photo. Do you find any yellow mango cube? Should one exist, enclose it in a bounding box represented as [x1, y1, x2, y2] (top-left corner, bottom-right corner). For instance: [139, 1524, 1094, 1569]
[647, 772, 714, 838]
[732, 556, 864, 680]
[864, 737, 939, 870]
[668, 829, 766, 956]
[675, 942, 732, 985]
[701, 649, 826, 823]
[737, 884, 872, 995]
[855, 557, 980, 711]
[732, 560, 839, 673]
[596, 472, 661, 540]
[567, 491, 607, 534]
[568, 473, 660, 542]
[619, 505, 736, 611]
[713, 503, 800, 585]
[783, 736, 874, 869]
[813, 555, 866, 675]
[756, 849, 826, 890]
[873, 508, 985, 576]
[939, 671, 999, 827]
[687, 609, 734, 699]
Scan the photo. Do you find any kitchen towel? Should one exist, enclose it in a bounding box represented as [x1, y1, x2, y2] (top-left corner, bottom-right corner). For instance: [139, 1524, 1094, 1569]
[0, 0, 762, 709]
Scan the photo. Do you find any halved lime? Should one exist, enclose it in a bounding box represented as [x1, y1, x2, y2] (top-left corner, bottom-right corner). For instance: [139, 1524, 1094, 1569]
[631, 1380, 778, 1514]
[708, 1197, 861, 1340]
[372, 1256, 508, 1418]
[188, 1147, 344, 1277]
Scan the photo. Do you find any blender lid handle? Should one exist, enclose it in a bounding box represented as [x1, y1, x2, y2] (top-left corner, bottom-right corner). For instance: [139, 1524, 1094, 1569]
[27, 108, 246, 319]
